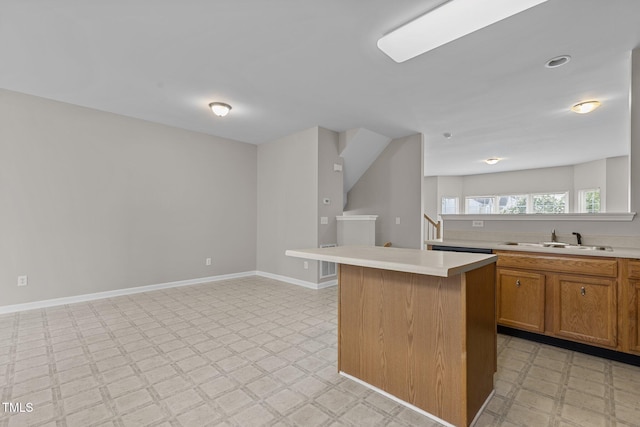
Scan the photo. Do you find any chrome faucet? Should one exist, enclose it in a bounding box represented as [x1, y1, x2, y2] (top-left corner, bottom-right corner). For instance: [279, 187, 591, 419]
[551, 229, 557, 243]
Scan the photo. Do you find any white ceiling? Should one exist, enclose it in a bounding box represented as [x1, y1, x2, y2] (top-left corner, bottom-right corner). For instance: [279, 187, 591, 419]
[1, 0, 639, 176]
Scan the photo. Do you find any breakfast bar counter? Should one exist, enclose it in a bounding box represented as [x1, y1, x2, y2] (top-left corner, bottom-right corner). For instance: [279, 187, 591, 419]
[285, 246, 497, 427]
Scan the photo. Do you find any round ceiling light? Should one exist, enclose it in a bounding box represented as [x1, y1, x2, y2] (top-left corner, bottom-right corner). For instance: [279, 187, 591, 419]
[545, 55, 571, 68]
[209, 102, 232, 117]
[485, 158, 500, 165]
[571, 100, 601, 114]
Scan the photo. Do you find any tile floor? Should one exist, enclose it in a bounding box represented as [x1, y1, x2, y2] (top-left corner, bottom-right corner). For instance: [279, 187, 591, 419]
[1, 276, 639, 427]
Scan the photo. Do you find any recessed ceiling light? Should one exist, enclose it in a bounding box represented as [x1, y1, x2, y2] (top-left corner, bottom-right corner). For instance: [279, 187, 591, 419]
[377, 0, 550, 63]
[571, 100, 601, 114]
[485, 158, 500, 165]
[545, 55, 571, 68]
[209, 102, 232, 117]
[443, 132, 452, 139]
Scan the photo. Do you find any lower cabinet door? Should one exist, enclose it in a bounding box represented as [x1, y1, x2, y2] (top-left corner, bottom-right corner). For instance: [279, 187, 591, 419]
[628, 278, 640, 354]
[497, 269, 545, 332]
[553, 274, 617, 348]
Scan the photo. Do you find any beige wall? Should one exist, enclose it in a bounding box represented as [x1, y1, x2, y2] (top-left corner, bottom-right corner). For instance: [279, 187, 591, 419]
[631, 48, 640, 213]
[318, 128, 342, 248]
[345, 134, 423, 249]
[256, 127, 319, 282]
[607, 155, 630, 213]
[256, 127, 343, 284]
[317, 129, 343, 283]
[0, 89, 257, 306]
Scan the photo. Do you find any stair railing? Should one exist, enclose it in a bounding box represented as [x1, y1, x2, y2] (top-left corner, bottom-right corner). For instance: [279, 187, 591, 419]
[424, 213, 442, 241]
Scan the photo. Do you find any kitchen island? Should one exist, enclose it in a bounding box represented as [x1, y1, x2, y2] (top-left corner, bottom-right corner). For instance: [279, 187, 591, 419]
[285, 246, 497, 427]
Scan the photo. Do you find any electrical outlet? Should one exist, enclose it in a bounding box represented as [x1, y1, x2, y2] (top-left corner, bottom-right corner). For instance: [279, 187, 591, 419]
[472, 220, 484, 228]
[320, 217, 328, 225]
[17, 275, 28, 287]
[303, 261, 309, 270]
[205, 258, 212, 266]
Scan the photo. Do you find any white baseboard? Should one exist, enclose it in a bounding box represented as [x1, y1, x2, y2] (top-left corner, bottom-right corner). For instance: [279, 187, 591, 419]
[0, 270, 337, 315]
[0, 271, 255, 315]
[255, 271, 337, 290]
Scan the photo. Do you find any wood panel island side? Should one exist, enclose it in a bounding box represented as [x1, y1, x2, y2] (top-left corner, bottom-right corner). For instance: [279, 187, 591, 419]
[285, 246, 497, 427]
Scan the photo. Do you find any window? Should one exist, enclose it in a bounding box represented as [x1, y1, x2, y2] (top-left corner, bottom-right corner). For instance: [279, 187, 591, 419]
[441, 196, 459, 214]
[578, 189, 601, 213]
[498, 195, 527, 214]
[465, 197, 494, 214]
[532, 192, 568, 214]
[464, 192, 569, 214]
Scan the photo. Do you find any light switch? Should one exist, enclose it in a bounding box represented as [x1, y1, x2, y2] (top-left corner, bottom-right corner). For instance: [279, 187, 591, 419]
[395, 217, 401, 225]
[320, 217, 328, 225]
[333, 163, 343, 172]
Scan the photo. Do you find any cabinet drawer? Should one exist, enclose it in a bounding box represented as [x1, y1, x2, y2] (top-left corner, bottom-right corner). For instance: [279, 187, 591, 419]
[496, 251, 617, 278]
[628, 260, 640, 279]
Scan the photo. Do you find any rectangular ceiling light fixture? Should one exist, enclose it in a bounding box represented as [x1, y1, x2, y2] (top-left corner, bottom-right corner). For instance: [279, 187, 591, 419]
[377, 0, 549, 63]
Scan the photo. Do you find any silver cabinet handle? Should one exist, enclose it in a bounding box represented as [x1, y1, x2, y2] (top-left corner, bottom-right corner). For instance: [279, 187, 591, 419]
[516, 279, 521, 287]
[581, 286, 586, 296]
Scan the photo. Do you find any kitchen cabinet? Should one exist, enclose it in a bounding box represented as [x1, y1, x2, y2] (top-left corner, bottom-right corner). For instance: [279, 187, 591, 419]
[496, 251, 619, 350]
[623, 260, 640, 354]
[553, 274, 617, 348]
[497, 269, 545, 332]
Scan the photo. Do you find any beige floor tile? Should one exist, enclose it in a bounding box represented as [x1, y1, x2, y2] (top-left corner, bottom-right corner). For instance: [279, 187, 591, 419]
[560, 404, 607, 427]
[231, 403, 275, 427]
[566, 375, 606, 397]
[2, 277, 639, 427]
[265, 388, 305, 414]
[59, 376, 99, 399]
[113, 388, 154, 413]
[120, 403, 166, 426]
[340, 403, 386, 425]
[287, 404, 330, 426]
[199, 376, 237, 399]
[143, 364, 179, 384]
[504, 403, 551, 426]
[65, 403, 112, 427]
[315, 388, 358, 414]
[162, 388, 204, 415]
[215, 388, 253, 414]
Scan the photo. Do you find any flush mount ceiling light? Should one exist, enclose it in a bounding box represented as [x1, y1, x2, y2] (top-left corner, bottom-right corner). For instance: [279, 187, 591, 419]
[377, 0, 549, 63]
[209, 102, 232, 117]
[571, 100, 601, 114]
[545, 55, 571, 68]
[485, 158, 501, 165]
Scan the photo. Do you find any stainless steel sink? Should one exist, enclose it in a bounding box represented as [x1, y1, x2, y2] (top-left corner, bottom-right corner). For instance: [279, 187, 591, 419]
[501, 242, 612, 251]
[572, 245, 613, 251]
[502, 242, 547, 248]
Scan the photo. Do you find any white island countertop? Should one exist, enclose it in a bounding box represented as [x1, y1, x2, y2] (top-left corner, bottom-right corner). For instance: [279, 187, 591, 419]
[285, 245, 496, 277]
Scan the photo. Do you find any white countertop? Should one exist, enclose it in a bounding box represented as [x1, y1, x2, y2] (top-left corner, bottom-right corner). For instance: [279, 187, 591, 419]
[426, 239, 640, 259]
[285, 245, 496, 277]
